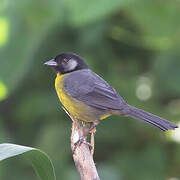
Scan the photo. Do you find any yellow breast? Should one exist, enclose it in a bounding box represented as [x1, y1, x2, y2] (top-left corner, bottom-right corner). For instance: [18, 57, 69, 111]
[55, 72, 68, 106]
[55, 73, 75, 115]
[55, 73, 91, 121]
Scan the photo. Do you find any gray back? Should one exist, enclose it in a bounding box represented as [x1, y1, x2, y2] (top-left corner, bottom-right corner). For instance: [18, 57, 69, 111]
[64, 69, 126, 110]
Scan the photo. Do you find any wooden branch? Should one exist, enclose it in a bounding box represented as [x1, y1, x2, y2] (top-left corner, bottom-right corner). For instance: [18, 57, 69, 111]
[63, 106, 100, 180]
[71, 118, 100, 180]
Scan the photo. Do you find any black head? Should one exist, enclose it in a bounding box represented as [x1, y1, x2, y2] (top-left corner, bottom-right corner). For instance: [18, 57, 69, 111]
[44, 52, 89, 74]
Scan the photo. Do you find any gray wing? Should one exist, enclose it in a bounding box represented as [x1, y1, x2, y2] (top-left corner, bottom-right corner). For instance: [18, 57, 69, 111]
[64, 69, 126, 110]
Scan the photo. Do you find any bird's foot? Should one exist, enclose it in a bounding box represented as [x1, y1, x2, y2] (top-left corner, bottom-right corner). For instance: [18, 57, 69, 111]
[72, 120, 99, 155]
[72, 136, 92, 154]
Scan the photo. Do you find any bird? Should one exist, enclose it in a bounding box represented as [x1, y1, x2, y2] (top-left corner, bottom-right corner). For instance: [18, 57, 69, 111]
[44, 52, 178, 132]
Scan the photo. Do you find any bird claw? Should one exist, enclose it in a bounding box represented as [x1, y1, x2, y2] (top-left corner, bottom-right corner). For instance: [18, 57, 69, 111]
[72, 121, 99, 154]
[72, 136, 92, 154]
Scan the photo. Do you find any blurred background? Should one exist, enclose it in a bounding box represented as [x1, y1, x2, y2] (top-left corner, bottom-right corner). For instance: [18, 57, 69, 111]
[0, 0, 180, 179]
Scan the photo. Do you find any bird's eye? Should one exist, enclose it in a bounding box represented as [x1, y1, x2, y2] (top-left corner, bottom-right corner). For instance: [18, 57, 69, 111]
[62, 58, 68, 65]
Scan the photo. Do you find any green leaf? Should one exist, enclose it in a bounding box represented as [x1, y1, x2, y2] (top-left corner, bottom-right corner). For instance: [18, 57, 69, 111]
[0, 143, 56, 180]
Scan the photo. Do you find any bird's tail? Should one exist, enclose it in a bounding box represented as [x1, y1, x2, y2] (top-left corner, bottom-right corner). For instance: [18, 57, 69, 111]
[116, 104, 178, 131]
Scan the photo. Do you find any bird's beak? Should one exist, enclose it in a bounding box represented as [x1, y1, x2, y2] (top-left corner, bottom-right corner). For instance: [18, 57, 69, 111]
[44, 59, 58, 67]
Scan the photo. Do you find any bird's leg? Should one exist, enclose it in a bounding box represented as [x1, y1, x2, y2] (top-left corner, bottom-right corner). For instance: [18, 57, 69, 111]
[73, 120, 99, 154]
[73, 133, 92, 154]
[62, 106, 99, 154]
[89, 120, 99, 156]
[90, 125, 96, 156]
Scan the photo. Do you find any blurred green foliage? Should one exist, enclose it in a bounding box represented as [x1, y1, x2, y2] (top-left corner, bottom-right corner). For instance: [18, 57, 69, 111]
[0, 0, 180, 179]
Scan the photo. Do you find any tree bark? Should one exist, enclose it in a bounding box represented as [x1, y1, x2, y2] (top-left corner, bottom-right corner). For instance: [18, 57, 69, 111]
[70, 117, 100, 180]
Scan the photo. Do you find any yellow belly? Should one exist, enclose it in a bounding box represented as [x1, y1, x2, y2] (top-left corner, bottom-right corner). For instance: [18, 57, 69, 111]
[55, 73, 111, 122]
